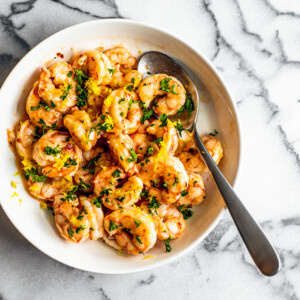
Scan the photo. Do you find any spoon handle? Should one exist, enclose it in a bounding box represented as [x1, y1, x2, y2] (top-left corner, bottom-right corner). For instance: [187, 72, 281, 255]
[191, 127, 281, 276]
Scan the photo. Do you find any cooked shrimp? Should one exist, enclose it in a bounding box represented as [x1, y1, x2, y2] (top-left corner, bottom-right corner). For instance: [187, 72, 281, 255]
[141, 202, 185, 240]
[146, 119, 178, 155]
[101, 176, 143, 210]
[130, 133, 155, 161]
[103, 231, 122, 251]
[178, 135, 223, 174]
[26, 82, 62, 127]
[107, 133, 137, 172]
[93, 166, 126, 196]
[79, 195, 104, 240]
[74, 167, 96, 193]
[102, 88, 142, 134]
[72, 50, 112, 85]
[64, 110, 99, 152]
[104, 207, 157, 255]
[27, 176, 73, 201]
[32, 130, 82, 177]
[53, 194, 89, 243]
[109, 69, 143, 89]
[15, 120, 35, 158]
[104, 47, 136, 70]
[176, 172, 205, 206]
[138, 74, 186, 115]
[137, 155, 188, 204]
[38, 62, 77, 113]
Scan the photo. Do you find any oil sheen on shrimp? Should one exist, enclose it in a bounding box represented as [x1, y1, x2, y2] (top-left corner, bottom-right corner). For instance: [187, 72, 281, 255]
[15, 119, 35, 158]
[72, 49, 112, 85]
[104, 207, 157, 255]
[102, 88, 142, 134]
[32, 130, 82, 177]
[141, 201, 185, 240]
[26, 82, 62, 128]
[53, 194, 90, 243]
[178, 135, 223, 175]
[79, 195, 104, 240]
[38, 62, 77, 113]
[138, 74, 186, 115]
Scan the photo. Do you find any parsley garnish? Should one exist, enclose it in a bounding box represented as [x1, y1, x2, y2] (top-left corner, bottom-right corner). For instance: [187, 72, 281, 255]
[127, 149, 137, 163]
[112, 169, 121, 178]
[79, 178, 90, 190]
[178, 205, 194, 220]
[159, 114, 168, 127]
[174, 120, 184, 137]
[209, 130, 219, 137]
[24, 168, 47, 183]
[60, 84, 72, 101]
[93, 196, 103, 208]
[30, 101, 51, 111]
[159, 78, 172, 92]
[109, 220, 118, 231]
[136, 236, 142, 244]
[164, 237, 172, 252]
[44, 145, 61, 156]
[64, 158, 77, 168]
[76, 225, 85, 234]
[118, 98, 125, 104]
[153, 137, 163, 144]
[134, 220, 141, 228]
[140, 101, 154, 124]
[178, 93, 195, 117]
[147, 196, 161, 214]
[180, 190, 188, 197]
[68, 226, 74, 238]
[108, 68, 115, 75]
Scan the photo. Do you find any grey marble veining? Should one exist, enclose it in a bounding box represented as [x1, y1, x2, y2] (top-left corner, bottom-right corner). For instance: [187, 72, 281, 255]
[1, 0, 300, 299]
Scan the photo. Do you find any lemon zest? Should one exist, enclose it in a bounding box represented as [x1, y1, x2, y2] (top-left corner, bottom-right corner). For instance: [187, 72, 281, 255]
[11, 192, 19, 198]
[53, 152, 69, 170]
[11, 181, 18, 188]
[143, 255, 155, 260]
[118, 249, 123, 256]
[29, 184, 40, 191]
[103, 93, 114, 108]
[70, 215, 81, 227]
[21, 158, 35, 171]
[85, 78, 101, 95]
[14, 171, 20, 177]
[40, 202, 48, 210]
[19, 199, 22, 204]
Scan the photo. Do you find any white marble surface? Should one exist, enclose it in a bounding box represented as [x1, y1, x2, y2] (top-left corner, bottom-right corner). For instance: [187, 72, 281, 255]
[0, 0, 300, 299]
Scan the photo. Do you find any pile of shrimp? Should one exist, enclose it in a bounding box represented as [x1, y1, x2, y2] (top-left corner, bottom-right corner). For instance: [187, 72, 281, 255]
[10, 46, 224, 255]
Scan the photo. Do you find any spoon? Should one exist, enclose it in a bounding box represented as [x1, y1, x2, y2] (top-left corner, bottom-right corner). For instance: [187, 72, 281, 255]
[138, 51, 281, 276]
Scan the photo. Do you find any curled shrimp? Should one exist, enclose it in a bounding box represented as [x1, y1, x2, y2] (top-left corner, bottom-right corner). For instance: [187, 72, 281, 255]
[27, 176, 73, 201]
[97, 175, 143, 210]
[178, 135, 223, 174]
[15, 119, 35, 158]
[93, 166, 126, 196]
[137, 155, 189, 204]
[109, 69, 143, 89]
[104, 47, 136, 70]
[104, 207, 157, 255]
[72, 50, 112, 85]
[79, 195, 104, 240]
[63, 110, 99, 152]
[102, 88, 142, 134]
[26, 82, 62, 127]
[138, 74, 186, 115]
[53, 194, 89, 243]
[130, 133, 154, 161]
[176, 172, 205, 206]
[146, 119, 178, 155]
[38, 62, 77, 113]
[141, 202, 185, 240]
[32, 130, 82, 177]
[107, 133, 137, 172]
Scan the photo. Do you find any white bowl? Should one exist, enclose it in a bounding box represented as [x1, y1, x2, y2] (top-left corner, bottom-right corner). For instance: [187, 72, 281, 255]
[0, 19, 241, 274]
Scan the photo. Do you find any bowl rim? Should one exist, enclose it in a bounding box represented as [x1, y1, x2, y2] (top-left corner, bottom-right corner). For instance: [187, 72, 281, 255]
[0, 18, 243, 274]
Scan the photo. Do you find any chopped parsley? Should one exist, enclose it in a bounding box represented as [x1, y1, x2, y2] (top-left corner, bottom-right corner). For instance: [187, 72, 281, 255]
[30, 101, 51, 111]
[118, 98, 125, 104]
[112, 169, 121, 178]
[164, 237, 172, 252]
[109, 220, 118, 231]
[127, 149, 137, 163]
[68, 226, 74, 238]
[152, 137, 163, 144]
[44, 145, 61, 156]
[178, 205, 194, 220]
[174, 120, 184, 137]
[79, 178, 90, 191]
[209, 130, 219, 137]
[136, 236, 142, 244]
[24, 168, 47, 183]
[171, 84, 178, 95]
[147, 196, 161, 214]
[93, 196, 103, 208]
[146, 146, 153, 156]
[178, 93, 195, 117]
[61, 185, 78, 202]
[60, 84, 72, 101]
[67, 71, 73, 78]
[140, 101, 154, 124]
[108, 68, 115, 75]
[180, 190, 188, 197]
[159, 78, 172, 93]
[173, 177, 179, 187]
[64, 158, 77, 168]
[159, 114, 168, 127]
[76, 225, 85, 234]
[134, 220, 141, 228]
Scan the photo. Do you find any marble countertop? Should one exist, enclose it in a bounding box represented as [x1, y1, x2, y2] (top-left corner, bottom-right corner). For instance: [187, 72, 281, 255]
[1, 0, 300, 299]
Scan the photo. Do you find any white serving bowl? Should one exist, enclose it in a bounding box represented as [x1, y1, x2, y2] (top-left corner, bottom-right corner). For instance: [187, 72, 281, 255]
[0, 19, 241, 274]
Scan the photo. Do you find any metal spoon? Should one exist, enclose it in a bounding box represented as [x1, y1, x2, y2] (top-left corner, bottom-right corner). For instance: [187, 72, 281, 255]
[138, 51, 281, 276]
